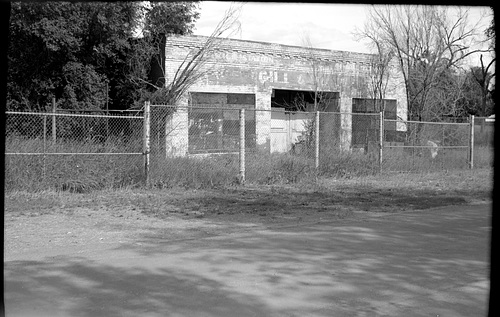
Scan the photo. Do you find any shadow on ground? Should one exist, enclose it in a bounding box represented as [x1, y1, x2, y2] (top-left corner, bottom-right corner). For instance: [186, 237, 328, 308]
[5, 258, 273, 317]
[142, 186, 473, 221]
[5, 204, 490, 317]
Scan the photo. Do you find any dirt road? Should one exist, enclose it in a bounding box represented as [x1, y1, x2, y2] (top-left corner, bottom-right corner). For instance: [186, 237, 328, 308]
[4, 203, 491, 317]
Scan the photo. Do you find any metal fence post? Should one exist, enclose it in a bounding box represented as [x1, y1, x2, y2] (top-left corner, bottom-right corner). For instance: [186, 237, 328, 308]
[43, 114, 47, 180]
[52, 97, 56, 143]
[239, 108, 246, 185]
[143, 101, 151, 186]
[379, 111, 384, 173]
[315, 111, 320, 169]
[469, 114, 474, 169]
[43, 114, 47, 152]
[106, 82, 109, 139]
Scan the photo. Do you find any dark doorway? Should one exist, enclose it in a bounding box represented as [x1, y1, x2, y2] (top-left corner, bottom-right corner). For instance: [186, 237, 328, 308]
[270, 89, 341, 154]
[271, 89, 339, 112]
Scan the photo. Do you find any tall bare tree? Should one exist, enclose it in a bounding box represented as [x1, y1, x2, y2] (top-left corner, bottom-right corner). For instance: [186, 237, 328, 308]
[353, 26, 395, 114]
[470, 16, 495, 117]
[284, 34, 341, 154]
[359, 5, 491, 122]
[370, 47, 394, 113]
[142, 3, 242, 157]
[469, 57, 494, 116]
[281, 33, 338, 113]
[302, 34, 326, 112]
[149, 3, 242, 106]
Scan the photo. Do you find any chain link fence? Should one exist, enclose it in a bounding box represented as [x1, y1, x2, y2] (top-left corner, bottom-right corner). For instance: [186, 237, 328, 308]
[5, 105, 491, 192]
[474, 116, 495, 147]
[145, 105, 483, 187]
[472, 116, 495, 168]
[382, 118, 472, 171]
[5, 110, 145, 192]
[148, 105, 245, 187]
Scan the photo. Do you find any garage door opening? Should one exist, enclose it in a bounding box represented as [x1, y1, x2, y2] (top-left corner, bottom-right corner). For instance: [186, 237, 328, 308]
[270, 89, 340, 153]
[271, 89, 339, 112]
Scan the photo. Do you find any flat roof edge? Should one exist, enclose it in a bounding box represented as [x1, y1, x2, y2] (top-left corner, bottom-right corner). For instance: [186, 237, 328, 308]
[166, 34, 375, 60]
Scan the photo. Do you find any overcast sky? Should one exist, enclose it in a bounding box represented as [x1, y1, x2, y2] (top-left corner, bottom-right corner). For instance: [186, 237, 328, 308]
[193, 2, 493, 65]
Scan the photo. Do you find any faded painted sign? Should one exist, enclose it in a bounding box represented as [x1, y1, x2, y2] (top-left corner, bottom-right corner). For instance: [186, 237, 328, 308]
[258, 71, 288, 84]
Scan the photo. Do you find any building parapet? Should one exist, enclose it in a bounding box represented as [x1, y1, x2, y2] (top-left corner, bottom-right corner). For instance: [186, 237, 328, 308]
[166, 35, 376, 65]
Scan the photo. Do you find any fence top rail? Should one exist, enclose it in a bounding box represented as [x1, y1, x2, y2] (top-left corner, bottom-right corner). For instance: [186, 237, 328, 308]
[329, 111, 379, 116]
[152, 105, 243, 112]
[5, 152, 143, 155]
[55, 109, 143, 112]
[5, 111, 144, 119]
[384, 145, 469, 148]
[150, 105, 471, 122]
[150, 105, 380, 116]
[384, 118, 470, 126]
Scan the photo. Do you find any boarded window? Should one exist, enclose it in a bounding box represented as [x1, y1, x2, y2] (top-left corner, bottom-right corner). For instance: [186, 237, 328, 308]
[227, 93, 255, 105]
[352, 98, 396, 119]
[352, 98, 398, 148]
[188, 92, 256, 154]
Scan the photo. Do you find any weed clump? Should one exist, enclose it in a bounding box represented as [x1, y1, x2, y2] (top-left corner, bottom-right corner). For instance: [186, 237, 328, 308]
[149, 154, 238, 189]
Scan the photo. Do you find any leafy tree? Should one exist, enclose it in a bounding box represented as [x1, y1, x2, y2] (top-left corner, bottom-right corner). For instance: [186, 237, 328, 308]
[117, 1, 201, 107]
[458, 67, 494, 116]
[469, 14, 495, 117]
[144, 3, 241, 107]
[7, 2, 200, 111]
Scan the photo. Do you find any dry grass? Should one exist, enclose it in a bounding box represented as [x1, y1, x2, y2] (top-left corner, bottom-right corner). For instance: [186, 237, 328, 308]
[5, 167, 492, 226]
[5, 136, 144, 192]
[5, 136, 494, 200]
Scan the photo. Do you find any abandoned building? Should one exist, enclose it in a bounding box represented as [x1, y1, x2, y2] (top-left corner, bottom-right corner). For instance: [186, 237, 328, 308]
[160, 35, 407, 156]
